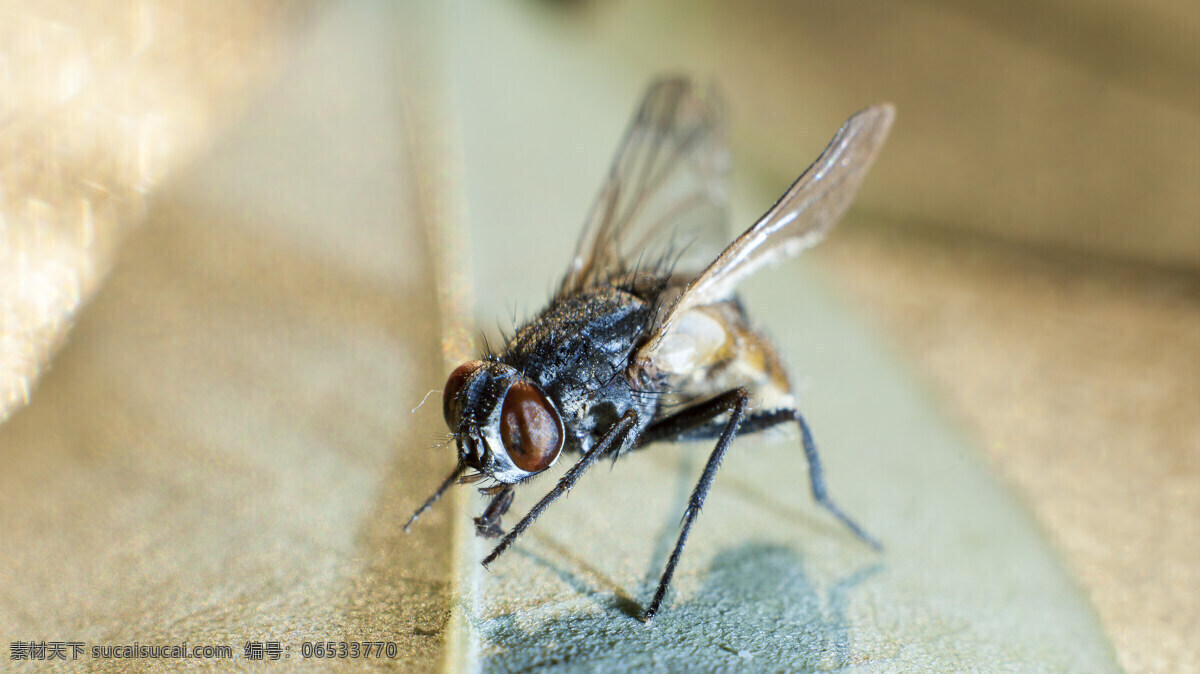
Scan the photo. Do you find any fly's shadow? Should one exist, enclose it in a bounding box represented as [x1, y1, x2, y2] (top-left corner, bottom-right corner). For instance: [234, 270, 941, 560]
[481, 543, 882, 672]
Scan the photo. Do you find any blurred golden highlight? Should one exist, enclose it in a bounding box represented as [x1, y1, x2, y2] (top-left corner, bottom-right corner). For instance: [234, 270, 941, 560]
[0, 1, 302, 422]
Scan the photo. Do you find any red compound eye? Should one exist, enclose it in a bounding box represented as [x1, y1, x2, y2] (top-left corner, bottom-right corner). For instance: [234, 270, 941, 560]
[442, 361, 484, 427]
[499, 381, 563, 473]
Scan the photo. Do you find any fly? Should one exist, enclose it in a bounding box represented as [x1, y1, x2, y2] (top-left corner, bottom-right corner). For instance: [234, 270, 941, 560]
[405, 77, 894, 622]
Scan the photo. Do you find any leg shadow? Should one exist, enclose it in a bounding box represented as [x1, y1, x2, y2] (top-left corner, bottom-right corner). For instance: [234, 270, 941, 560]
[481, 543, 879, 673]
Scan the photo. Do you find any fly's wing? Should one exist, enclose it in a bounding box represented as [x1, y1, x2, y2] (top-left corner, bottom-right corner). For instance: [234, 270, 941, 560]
[559, 77, 731, 297]
[635, 104, 895, 374]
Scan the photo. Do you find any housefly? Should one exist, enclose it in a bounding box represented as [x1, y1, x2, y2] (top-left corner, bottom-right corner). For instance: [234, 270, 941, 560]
[405, 77, 894, 622]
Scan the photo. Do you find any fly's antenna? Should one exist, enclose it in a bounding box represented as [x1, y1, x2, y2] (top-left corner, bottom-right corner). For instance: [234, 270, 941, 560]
[404, 463, 467, 532]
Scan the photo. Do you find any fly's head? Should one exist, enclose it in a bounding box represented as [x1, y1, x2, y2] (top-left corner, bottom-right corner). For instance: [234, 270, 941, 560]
[442, 360, 565, 484]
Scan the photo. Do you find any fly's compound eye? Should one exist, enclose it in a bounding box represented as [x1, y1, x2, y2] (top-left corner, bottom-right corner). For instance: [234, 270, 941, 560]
[499, 381, 563, 473]
[443, 360, 485, 427]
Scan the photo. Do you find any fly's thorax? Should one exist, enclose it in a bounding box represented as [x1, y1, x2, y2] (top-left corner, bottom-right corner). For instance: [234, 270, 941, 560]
[441, 360, 565, 484]
[496, 282, 662, 453]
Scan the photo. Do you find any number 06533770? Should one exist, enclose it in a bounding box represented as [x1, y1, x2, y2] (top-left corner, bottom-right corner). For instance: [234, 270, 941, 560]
[299, 641, 399, 658]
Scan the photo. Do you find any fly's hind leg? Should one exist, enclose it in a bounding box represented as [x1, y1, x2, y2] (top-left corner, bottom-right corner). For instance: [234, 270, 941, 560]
[643, 387, 750, 622]
[640, 404, 881, 552]
[751, 408, 881, 550]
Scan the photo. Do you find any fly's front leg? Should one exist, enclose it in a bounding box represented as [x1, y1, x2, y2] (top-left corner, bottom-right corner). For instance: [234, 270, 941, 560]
[473, 485, 515, 539]
[644, 388, 750, 622]
[403, 463, 466, 533]
[481, 409, 640, 569]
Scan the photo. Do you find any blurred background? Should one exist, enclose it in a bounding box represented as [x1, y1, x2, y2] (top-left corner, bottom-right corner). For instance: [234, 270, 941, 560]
[1, 1, 1195, 671]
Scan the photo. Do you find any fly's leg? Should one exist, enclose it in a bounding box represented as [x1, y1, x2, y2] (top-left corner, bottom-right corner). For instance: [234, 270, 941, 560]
[638, 405, 813, 445]
[642, 405, 880, 550]
[403, 463, 466, 532]
[473, 485, 515, 539]
[644, 388, 750, 622]
[791, 409, 881, 550]
[481, 409, 639, 569]
[730, 408, 880, 550]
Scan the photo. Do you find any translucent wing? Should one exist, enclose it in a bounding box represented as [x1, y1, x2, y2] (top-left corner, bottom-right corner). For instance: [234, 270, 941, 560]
[559, 77, 731, 297]
[636, 103, 895, 369]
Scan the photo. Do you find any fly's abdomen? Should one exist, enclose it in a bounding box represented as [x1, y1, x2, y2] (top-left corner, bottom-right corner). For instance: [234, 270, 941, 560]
[649, 299, 795, 412]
